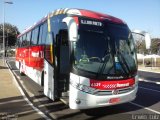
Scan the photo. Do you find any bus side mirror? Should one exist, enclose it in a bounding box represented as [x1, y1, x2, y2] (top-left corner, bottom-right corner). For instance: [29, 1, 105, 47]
[144, 33, 151, 49]
[62, 17, 78, 42]
[132, 30, 151, 49]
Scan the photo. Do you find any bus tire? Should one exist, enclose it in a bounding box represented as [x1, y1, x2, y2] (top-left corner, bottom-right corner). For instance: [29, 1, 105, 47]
[19, 62, 25, 76]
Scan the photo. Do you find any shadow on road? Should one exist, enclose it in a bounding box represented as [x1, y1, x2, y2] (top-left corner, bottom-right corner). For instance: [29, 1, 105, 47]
[7, 60, 160, 120]
[0, 66, 8, 69]
[30, 87, 160, 120]
[0, 96, 38, 119]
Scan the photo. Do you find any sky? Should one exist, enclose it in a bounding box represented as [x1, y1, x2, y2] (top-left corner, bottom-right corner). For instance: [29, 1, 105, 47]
[0, 0, 160, 38]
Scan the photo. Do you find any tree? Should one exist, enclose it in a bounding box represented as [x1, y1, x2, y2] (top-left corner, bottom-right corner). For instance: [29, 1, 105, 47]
[133, 33, 148, 54]
[150, 38, 160, 54]
[135, 37, 160, 55]
[0, 23, 20, 47]
[136, 39, 147, 54]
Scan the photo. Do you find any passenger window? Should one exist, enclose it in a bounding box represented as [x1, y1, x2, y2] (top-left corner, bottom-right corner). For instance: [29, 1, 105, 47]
[31, 27, 39, 45]
[45, 32, 53, 45]
[19, 37, 22, 47]
[26, 32, 31, 46]
[41, 22, 48, 45]
[22, 35, 27, 47]
[44, 32, 54, 64]
[16, 38, 20, 47]
[38, 25, 43, 45]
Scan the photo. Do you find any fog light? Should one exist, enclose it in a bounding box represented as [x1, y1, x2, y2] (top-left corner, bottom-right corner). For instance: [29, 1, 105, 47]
[75, 99, 81, 104]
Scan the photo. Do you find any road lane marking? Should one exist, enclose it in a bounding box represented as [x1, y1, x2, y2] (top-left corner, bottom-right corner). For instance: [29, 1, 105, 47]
[7, 62, 12, 69]
[0, 99, 25, 105]
[33, 97, 49, 103]
[139, 78, 160, 85]
[38, 102, 56, 108]
[138, 69, 160, 74]
[6, 60, 51, 120]
[129, 102, 160, 114]
[139, 86, 160, 93]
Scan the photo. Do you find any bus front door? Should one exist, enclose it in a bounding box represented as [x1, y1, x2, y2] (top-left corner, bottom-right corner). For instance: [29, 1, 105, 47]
[57, 30, 70, 98]
[44, 59, 55, 100]
[43, 33, 55, 101]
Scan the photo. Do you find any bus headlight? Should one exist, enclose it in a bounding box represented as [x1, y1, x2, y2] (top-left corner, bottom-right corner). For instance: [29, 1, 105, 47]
[135, 75, 139, 87]
[70, 82, 97, 94]
[132, 76, 139, 89]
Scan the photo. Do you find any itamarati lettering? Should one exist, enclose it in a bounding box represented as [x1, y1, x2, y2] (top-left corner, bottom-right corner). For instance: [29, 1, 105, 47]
[116, 83, 129, 87]
[102, 83, 130, 89]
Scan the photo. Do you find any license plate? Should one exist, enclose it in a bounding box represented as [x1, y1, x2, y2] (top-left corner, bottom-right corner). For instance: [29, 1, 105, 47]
[109, 98, 120, 104]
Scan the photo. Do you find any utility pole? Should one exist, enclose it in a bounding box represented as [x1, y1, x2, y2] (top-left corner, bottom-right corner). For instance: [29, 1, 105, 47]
[2, 0, 13, 64]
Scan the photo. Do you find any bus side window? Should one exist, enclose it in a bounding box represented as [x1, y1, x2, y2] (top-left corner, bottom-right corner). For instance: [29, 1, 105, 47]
[41, 22, 48, 45]
[38, 24, 43, 45]
[22, 34, 27, 47]
[31, 27, 39, 45]
[19, 37, 22, 47]
[26, 31, 31, 46]
[17, 37, 21, 47]
[16, 38, 19, 47]
[44, 32, 54, 64]
[43, 20, 53, 64]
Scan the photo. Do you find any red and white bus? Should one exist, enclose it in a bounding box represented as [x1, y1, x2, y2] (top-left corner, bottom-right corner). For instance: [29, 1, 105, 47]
[16, 8, 147, 109]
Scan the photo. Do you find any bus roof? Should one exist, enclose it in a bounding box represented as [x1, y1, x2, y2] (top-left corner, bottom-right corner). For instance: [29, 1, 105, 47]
[18, 8, 125, 38]
[53, 8, 125, 24]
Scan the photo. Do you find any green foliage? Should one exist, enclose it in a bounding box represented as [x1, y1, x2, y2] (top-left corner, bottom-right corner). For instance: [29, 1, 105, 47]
[6, 49, 15, 57]
[150, 38, 160, 54]
[136, 39, 146, 54]
[0, 23, 20, 47]
[136, 38, 160, 54]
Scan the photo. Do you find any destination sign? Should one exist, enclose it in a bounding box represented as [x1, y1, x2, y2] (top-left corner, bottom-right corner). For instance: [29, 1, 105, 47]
[80, 19, 103, 26]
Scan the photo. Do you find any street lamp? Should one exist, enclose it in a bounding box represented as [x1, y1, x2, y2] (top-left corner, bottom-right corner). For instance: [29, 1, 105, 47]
[2, 0, 13, 62]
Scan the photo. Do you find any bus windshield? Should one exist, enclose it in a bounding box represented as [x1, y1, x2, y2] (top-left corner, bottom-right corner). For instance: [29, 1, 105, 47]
[73, 20, 137, 79]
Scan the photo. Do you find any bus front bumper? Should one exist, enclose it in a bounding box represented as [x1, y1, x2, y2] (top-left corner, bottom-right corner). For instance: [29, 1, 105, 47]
[69, 85, 138, 109]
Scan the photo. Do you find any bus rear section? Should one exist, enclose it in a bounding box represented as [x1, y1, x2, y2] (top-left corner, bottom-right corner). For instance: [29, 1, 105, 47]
[15, 8, 144, 109]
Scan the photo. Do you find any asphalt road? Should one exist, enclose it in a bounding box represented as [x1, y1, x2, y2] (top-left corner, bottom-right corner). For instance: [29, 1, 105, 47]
[6, 58, 160, 120]
[138, 71, 160, 82]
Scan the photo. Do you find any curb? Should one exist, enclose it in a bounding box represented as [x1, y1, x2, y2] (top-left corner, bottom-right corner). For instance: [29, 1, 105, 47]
[5, 60, 52, 120]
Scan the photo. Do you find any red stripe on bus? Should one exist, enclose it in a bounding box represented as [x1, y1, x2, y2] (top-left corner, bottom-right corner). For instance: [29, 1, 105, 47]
[90, 78, 135, 90]
[16, 45, 45, 71]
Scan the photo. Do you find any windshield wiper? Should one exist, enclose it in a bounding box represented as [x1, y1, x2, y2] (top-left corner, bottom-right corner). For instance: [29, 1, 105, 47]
[96, 53, 112, 79]
[114, 39, 131, 76]
[116, 50, 131, 75]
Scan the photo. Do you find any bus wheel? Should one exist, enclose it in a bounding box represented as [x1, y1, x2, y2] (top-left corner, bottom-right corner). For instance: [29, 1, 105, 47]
[19, 62, 25, 76]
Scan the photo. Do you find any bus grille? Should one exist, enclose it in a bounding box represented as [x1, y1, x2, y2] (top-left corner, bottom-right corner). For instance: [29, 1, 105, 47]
[94, 86, 135, 96]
